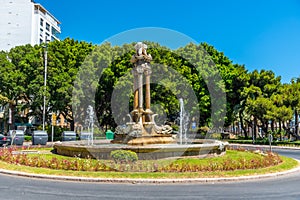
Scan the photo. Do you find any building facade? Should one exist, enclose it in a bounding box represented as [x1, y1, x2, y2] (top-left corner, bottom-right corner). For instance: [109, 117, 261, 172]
[0, 0, 61, 51]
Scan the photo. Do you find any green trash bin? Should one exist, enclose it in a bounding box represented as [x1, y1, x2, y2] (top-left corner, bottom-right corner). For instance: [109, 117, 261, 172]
[106, 130, 114, 139]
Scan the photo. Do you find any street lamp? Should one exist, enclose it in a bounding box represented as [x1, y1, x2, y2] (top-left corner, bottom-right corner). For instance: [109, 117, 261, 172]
[42, 37, 49, 131]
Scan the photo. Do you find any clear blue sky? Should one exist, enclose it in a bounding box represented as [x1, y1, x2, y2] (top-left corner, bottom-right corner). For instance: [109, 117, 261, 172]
[37, 0, 300, 83]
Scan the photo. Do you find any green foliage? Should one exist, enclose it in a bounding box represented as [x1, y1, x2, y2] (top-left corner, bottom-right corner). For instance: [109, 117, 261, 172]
[43, 38, 94, 129]
[110, 150, 138, 163]
[24, 135, 32, 141]
[0, 39, 93, 130]
[0, 39, 299, 140]
[47, 126, 68, 141]
[197, 126, 210, 133]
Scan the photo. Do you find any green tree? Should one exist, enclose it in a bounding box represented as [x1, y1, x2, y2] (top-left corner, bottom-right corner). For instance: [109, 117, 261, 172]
[229, 65, 250, 138]
[280, 81, 300, 138]
[0, 45, 43, 129]
[73, 42, 121, 130]
[270, 91, 293, 140]
[176, 43, 226, 129]
[0, 39, 93, 131]
[46, 38, 93, 129]
[242, 70, 281, 139]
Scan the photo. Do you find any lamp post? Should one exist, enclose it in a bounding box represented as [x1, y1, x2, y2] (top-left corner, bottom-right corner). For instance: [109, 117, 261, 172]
[42, 37, 49, 131]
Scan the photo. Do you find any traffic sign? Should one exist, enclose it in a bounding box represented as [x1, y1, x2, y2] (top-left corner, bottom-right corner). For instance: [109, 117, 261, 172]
[52, 113, 57, 126]
[268, 134, 273, 152]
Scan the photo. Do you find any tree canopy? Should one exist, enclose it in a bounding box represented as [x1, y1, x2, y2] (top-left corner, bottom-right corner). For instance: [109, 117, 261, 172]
[0, 39, 299, 140]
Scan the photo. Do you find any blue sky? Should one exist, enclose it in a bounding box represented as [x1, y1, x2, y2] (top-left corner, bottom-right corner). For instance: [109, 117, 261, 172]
[37, 0, 300, 83]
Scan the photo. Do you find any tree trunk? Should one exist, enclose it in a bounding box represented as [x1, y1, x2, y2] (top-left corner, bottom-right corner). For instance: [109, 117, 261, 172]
[239, 111, 248, 138]
[8, 103, 15, 130]
[279, 121, 282, 140]
[70, 119, 74, 131]
[283, 121, 290, 139]
[295, 110, 299, 137]
[262, 121, 268, 136]
[284, 119, 300, 140]
[271, 120, 275, 132]
[253, 117, 257, 141]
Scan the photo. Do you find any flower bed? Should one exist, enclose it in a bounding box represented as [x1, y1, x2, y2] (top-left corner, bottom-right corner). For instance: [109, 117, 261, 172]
[0, 146, 282, 173]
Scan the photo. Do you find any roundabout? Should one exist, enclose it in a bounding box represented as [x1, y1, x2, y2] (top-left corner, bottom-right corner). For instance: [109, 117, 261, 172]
[0, 160, 299, 184]
[0, 144, 299, 183]
[0, 146, 300, 200]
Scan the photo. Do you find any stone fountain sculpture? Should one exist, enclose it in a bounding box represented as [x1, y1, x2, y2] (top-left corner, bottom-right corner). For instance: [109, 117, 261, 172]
[112, 42, 174, 145]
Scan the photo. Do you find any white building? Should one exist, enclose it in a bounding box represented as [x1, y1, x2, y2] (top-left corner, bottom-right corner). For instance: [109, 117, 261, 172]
[0, 0, 61, 51]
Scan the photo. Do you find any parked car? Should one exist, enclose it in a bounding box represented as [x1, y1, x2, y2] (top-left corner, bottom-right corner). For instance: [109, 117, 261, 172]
[8, 130, 25, 145]
[0, 134, 11, 146]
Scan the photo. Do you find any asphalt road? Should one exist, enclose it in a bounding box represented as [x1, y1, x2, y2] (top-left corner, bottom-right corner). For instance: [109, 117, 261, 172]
[0, 148, 300, 200]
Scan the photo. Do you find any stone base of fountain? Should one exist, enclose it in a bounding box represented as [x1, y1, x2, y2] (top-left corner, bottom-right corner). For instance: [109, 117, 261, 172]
[53, 139, 228, 160]
[112, 134, 175, 145]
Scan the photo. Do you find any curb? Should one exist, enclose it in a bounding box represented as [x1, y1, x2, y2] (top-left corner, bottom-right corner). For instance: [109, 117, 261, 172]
[1, 160, 300, 184]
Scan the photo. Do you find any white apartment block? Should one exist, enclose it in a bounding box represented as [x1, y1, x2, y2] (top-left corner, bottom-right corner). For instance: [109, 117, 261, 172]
[0, 0, 61, 51]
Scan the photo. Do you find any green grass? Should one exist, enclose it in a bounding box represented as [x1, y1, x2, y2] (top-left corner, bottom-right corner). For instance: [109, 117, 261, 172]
[0, 149, 298, 179]
[22, 150, 281, 171]
[0, 156, 297, 179]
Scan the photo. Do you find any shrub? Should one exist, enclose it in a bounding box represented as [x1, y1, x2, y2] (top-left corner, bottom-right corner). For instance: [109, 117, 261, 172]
[24, 135, 32, 141]
[110, 150, 138, 163]
[196, 126, 209, 135]
[47, 126, 67, 141]
[171, 124, 179, 131]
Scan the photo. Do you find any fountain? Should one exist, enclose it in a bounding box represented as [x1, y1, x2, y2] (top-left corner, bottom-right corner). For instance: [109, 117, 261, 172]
[85, 105, 94, 146]
[54, 42, 228, 160]
[179, 98, 189, 145]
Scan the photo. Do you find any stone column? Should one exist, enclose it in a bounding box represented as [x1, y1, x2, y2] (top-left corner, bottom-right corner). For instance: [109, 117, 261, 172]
[131, 68, 139, 123]
[130, 42, 152, 126]
[145, 67, 152, 111]
[144, 67, 152, 123]
[133, 69, 139, 110]
[137, 65, 144, 110]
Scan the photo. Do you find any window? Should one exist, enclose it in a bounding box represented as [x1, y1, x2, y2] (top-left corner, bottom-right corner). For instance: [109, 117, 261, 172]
[40, 18, 44, 26]
[40, 28, 43, 37]
[46, 22, 50, 31]
[40, 38, 43, 44]
[51, 27, 60, 38]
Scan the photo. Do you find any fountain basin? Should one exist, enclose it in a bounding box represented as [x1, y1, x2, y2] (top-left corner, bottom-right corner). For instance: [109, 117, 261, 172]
[53, 139, 228, 160]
